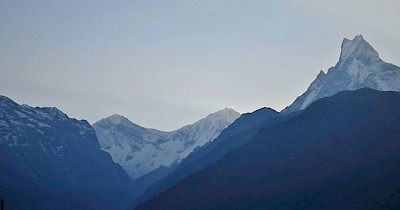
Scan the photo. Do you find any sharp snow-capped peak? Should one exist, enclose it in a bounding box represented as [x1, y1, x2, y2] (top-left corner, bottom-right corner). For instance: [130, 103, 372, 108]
[105, 114, 128, 125]
[93, 108, 240, 179]
[207, 107, 240, 121]
[283, 35, 400, 113]
[339, 35, 380, 65]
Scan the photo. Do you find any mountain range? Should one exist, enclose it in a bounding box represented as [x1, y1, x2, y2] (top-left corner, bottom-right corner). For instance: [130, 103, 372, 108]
[1, 35, 399, 209]
[92, 108, 240, 200]
[132, 35, 400, 208]
[93, 108, 240, 180]
[133, 107, 290, 206]
[136, 88, 400, 209]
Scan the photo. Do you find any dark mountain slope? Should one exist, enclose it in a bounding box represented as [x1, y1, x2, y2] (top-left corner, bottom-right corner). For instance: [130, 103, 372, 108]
[134, 108, 286, 206]
[0, 95, 134, 210]
[136, 88, 400, 210]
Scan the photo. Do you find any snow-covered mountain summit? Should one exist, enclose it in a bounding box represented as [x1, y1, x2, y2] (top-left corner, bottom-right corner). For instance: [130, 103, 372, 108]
[339, 35, 380, 64]
[283, 35, 400, 113]
[93, 108, 240, 179]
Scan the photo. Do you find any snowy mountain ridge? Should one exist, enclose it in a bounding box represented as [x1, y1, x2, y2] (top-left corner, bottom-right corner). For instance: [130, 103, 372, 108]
[283, 35, 400, 113]
[93, 108, 240, 179]
[0, 95, 135, 209]
[0, 96, 92, 154]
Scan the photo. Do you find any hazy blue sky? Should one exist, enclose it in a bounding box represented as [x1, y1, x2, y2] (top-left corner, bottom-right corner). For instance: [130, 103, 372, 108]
[1, 0, 399, 131]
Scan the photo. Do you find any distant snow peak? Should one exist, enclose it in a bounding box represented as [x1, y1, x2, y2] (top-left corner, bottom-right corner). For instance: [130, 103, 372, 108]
[205, 108, 240, 121]
[107, 114, 128, 125]
[339, 35, 380, 65]
[93, 108, 241, 179]
[283, 35, 400, 113]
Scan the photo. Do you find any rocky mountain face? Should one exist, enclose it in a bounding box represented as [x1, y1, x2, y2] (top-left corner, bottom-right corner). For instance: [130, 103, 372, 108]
[0, 96, 134, 210]
[93, 108, 240, 180]
[136, 88, 400, 210]
[283, 35, 400, 113]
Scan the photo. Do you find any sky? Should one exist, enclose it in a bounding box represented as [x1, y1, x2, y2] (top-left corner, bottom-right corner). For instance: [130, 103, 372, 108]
[0, 0, 399, 131]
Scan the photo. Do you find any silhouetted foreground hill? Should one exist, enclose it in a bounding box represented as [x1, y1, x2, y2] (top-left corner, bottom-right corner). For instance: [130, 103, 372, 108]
[136, 88, 400, 209]
[133, 108, 288, 207]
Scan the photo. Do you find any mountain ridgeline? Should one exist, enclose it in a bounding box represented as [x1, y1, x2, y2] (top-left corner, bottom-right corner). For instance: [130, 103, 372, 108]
[0, 96, 135, 210]
[133, 35, 400, 208]
[92, 108, 240, 200]
[136, 88, 400, 209]
[93, 108, 240, 180]
[133, 107, 296, 207]
[1, 35, 399, 209]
